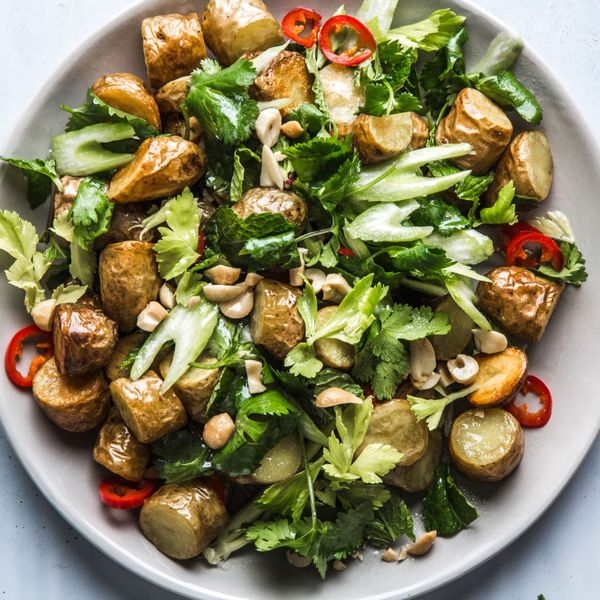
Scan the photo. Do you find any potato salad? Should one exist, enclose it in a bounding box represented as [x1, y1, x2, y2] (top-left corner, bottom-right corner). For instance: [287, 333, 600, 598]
[0, 0, 588, 577]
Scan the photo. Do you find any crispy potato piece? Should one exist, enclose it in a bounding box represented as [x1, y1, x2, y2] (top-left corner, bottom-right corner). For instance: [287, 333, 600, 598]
[320, 63, 365, 131]
[468, 346, 528, 407]
[91, 72, 161, 129]
[410, 113, 429, 149]
[486, 131, 553, 204]
[429, 296, 475, 361]
[314, 306, 355, 370]
[357, 398, 429, 467]
[99, 241, 161, 332]
[450, 408, 524, 481]
[385, 430, 443, 492]
[108, 136, 206, 204]
[162, 115, 202, 144]
[159, 352, 220, 422]
[110, 371, 188, 443]
[477, 266, 564, 342]
[436, 88, 513, 174]
[141, 13, 206, 89]
[105, 331, 147, 382]
[251, 279, 305, 360]
[93, 407, 150, 481]
[140, 479, 228, 559]
[155, 76, 191, 115]
[239, 435, 302, 485]
[201, 0, 283, 66]
[32, 357, 110, 432]
[95, 203, 155, 250]
[253, 51, 315, 117]
[233, 187, 308, 231]
[52, 302, 118, 377]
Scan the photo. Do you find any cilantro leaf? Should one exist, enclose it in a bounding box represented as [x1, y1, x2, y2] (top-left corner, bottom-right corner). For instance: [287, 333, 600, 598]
[536, 242, 588, 286]
[411, 197, 471, 236]
[296, 281, 318, 338]
[480, 181, 518, 225]
[379, 304, 451, 341]
[0, 156, 62, 209]
[364, 491, 415, 548]
[362, 83, 421, 116]
[428, 160, 494, 203]
[408, 383, 478, 430]
[381, 244, 453, 275]
[70, 177, 114, 250]
[313, 369, 363, 398]
[287, 103, 328, 136]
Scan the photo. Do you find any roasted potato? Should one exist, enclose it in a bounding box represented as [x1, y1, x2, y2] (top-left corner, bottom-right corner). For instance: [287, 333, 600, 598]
[320, 63, 365, 132]
[32, 357, 110, 432]
[105, 331, 147, 382]
[91, 72, 161, 129]
[385, 430, 443, 492]
[201, 0, 283, 66]
[99, 241, 161, 332]
[239, 435, 302, 485]
[140, 479, 228, 559]
[357, 398, 429, 467]
[110, 371, 188, 444]
[108, 136, 206, 204]
[486, 131, 554, 204]
[429, 296, 475, 361]
[251, 279, 305, 360]
[52, 302, 118, 377]
[450, 408, 524, 481]
[233, 187, 308, 232]
[252, 51, 315, 117]
[93, 408, 150, 481]
[141, 13, 206, 89]
[162, 115, 202, 143]
[159, 352, 221, 421]
[477, 266, 564, 342]
[410, 113, 429, 150]
[436, 88, 513, 175]
[468, 346, 528, 407]
[155, 76, 191, 116]
[314, 306, 355, 370]
[94, 203, 155, 250]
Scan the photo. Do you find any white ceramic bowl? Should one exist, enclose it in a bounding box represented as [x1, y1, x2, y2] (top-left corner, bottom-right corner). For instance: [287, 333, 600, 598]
[0, 1, 598, 598]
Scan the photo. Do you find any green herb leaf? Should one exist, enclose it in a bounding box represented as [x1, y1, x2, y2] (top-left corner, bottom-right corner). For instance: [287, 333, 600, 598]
[70, 177, 114, 250]
[411, 197, 470, 236]
[0, 156, 62, 209]
[388, 9, 466, 51]
[536, 242, 588, 286]
[480, 181, 518, 225]
[408, 383, 478, 430]
[283, 136, 353, 183]
[287, 103, 328, 136]
[365, 491, 415, 547]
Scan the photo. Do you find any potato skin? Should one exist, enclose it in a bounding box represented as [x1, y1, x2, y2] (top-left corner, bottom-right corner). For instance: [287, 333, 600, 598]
[155, 76, 191, 116]
[141, 13, 207, 89]
[410, 113, 429, 149]
[94, 203, 155, 250]
[110, 371, 188, 444]
[352, 113, 414, 165]
[105, 331, 147, 382]
[99, 241, 161, 332]
[140, 479, 228, 559]
[436, 88, 513, 174]
[108, 136, 206, 204]
[313, 306, 355, 370]
[233, 187, 308, 231]
[429, 296, 475, 361]
[52, 302, 118, 377]
[450, 408, 524, 482]
[32, 357, 110, 432]
[485, 131, 554, 204]
[201, 0, 283, 66]
[250, 279, 305, 360]
[162, 115, 202, 144]
[252, 51, 314, 117]
[93, 408, 150, 481]
[91, 72, 161, 129]
[357, 398, 429, 467]
[320, 63, 365, 131]
[477, 266, 564, 342]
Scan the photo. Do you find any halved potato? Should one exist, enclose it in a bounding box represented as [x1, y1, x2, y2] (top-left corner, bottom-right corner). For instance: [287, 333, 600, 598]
[320, 63, 365, 132]
[468, 346, 528, 407]
[429, 295, 475, 361]
[105, 331, 147, 382]
[314, 306, 355, 370]
[91, 72, 161, 129]
[410, 113, 429, 149]
[357, 398, 429, 467]
[450, 408, 524, 481]
[243, 435, 302, 484]
[140, 479, 228, 559]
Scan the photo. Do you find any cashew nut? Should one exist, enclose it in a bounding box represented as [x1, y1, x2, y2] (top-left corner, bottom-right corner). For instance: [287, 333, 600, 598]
[410, 339, 437, 389]
[285, 551, 312, 568]
[255, 108, 282, 147]
[447, 354, 479, 385]
[315, 387, 363, 408]
[289, 248, 309, 287]
[159, 283, 176, 310]
[406, 530, 437, 556]
[245, 272, 264, 287]
[305, 268, 326, 294]
[186, 295, 202, 309]
[202, 413, 235, 450]
[137, 301, 169, 332]
[472, 329, 508, 354]
[31, 299, 57, 332]
[281, 120, 305, 139]
[382, 547, 399, 562]
[332, 560, 347, 572]
[322, 273, 352, 303]
[260, 144, 285, 190]
[219, 289, 254, 319]
[205, 265, 241, 285]
[245, 359, 267, 394]
[204, 283, 248, 302]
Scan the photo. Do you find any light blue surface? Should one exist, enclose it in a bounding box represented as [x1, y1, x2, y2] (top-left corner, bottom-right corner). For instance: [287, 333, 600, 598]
[1, 1, 599, 598]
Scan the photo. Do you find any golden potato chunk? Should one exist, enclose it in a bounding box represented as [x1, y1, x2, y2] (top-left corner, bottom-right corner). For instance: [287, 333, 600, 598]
[450, 408, 524, 481]
[108, 136, 206, 204]
[233, 187, 308, 231]
[162, 115, 202, 143]
[99, 241, 161, 332]
[110, 371, 188, 444]
[140, 480, 228, 559]
[32, 357, 110, 432]
[410, 112, 429, 150]
[242, 435, 302, 485]
[436, 88, 513, 174]
[94, 203, 156, 250]
[155, 76, 191, 116]
[314, 306, 355, 370]
[93, 408, 150, 481]
[320, 63, 365, 131]
[201, 0, 283, 66]
[141, 13, 207, 89]
[251, 279, 305, 360]
[91, 72, 161, 129]
[476, 266, 564, 342]
[429, 296, 475, 361]
[105, 331, 147, 382]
